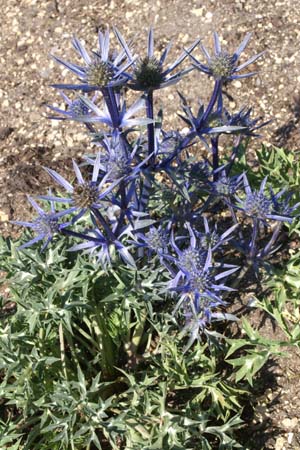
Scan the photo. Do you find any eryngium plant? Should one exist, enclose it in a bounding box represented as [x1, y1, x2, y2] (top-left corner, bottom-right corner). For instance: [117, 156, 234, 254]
[13, 26, 299, 342]
[2, 26, 299, 449]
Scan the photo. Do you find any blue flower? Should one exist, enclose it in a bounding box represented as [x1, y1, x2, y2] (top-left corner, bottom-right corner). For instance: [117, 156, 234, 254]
[224, 106, 270, 137]
[236, 176, 296, 223]
[116, 27, 199, 91]
[39, 153, 121, 222]
[197, 217, 238, 252]
[134, 225, 169, 258]
[270, 188, 300, 218]
[67, 214, 136, 269]
[171, 246, 238, 324]
[178, 92, 247, 139]
[86, 134, 151, 183]
[210, 170, 244, 198]
[12, 196, 70, 251]
[189, 32, 264, 81]
[51, 29, 135, 92]
[46, 91, 95, 121]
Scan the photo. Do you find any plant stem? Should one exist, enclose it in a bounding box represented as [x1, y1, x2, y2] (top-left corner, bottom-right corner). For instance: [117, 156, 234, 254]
[102, 86, 120, 129]
[200, 79, 222, 125]
[226, 135, 242, 175]
[146, 90, 155, 163]
[211, 136, 219, 179]
[249, 218, 259, 260]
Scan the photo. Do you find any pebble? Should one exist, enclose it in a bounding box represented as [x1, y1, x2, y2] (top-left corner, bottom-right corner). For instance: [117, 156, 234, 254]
[282, 417, 298, 430]
[0, 210, 9, 222]
[232, 80, 242, 89]
[191, 8, 203, 17]
[275, 437, 286, 450]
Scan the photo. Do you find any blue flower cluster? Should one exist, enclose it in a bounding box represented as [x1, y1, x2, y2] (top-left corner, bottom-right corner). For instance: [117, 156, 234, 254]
[13, 28, 299, 344]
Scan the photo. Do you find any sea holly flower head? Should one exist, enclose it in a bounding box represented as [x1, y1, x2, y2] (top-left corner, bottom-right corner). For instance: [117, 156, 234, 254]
[178, 93, 246, 137]
[224, 106, 270, 137]
[134, 225, 169, 258]
[190, 32, 264, 82]
[39, 153, 121, 222]
[87, 134, 151, 183]
[68, 226, 136, 270]
[236, 176, 295, 223]
[210, 170, 244, 198]
[46, 91, 95, 122]
[171, 247, 237, 315]
[12, 196, 70, 251]
[117, 27, 199, 91]
[270, 188, 300, 218]
[51, 29, 135, 92]
[170, 223, 207, 280]
[197, 217, 238, 251]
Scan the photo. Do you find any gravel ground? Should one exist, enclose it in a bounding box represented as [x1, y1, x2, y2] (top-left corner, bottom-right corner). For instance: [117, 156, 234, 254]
[1, 0, 300, 448]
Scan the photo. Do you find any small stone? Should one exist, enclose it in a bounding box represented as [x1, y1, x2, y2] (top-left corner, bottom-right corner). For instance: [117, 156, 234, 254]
[275, 436, 285, 450]
[232, 80, 242, 89]
[0, 210, 9, 222]
[282, 417, 298, 430]
[205, 11, 213, 21]
[287, 432, 294, 444]
[191, 8, 203, 17]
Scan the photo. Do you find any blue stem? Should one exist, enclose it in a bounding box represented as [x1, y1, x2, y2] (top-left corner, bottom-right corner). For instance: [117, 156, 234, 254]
[249, 218, 259, 260]
[211, 136, 219, 180]
[200, 79, 222, 126]
[102, 87, 120, 129]
[146, 90, 155, 163]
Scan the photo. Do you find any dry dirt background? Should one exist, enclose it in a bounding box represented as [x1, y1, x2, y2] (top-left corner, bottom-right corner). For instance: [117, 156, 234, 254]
[1, 0, 300, 449]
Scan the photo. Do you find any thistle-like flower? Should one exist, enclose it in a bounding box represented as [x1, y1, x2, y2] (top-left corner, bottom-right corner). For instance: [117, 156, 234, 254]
[68, 224, 136, 269]
[236, 176, 296, 223]
[189, 32, 264, 82]
[178, 92, 246, 139]
[171, 246, 237, 317]
[197, 217, 238, 251]
[134, 225, 169, 258]
[116, 27, 199, 91]
[210, 170, 244, 198]
[46, 91, 94, 121]
[87, 135, 151, 183]
[39, 153, 121, 222]
[224, 106, 270, 137]
[51, 29, 135, 92]
[12, 196, 70, 250]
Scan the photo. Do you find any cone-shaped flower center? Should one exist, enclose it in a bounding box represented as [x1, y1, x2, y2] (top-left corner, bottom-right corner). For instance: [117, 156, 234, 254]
[134, 56, 164, 89]
[73, 183, 99, 208]
[200, 231, 219, 250]
[189, 270, 212, 293]
[35, 215, 59, 235]
[86, 59, 114, 87]
[214, 176, 237, 197]
[179, 248, 206, 272]
[244, 192, 271, 218]
[145, 228, 168, 252]
[209, 52, 234, 79]
[69, 98, 90, 117]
